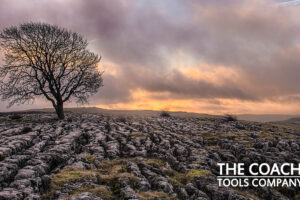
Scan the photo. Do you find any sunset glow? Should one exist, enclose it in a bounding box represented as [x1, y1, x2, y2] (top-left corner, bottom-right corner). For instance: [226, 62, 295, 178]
[97, 89, 300, 115]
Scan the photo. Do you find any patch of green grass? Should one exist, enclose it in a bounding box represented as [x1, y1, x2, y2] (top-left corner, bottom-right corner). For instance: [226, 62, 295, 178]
[86, 155, 96, 164]
[164, 169, 186, 187]
[43, 158, 170, 199]
[96, 159, 139, 193]
[42, 168, 97, 198]
[187, 169, 212, 178]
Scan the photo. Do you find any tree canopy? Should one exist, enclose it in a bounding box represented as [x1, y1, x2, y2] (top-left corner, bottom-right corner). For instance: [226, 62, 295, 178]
[0, 22, 103, 119]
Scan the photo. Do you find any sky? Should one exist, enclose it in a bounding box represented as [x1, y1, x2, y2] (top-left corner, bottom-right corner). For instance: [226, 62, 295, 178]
[1, 0, 300, 115]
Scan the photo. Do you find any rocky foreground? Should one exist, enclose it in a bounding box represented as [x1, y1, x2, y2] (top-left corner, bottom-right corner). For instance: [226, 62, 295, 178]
[0, 113, 299, 200]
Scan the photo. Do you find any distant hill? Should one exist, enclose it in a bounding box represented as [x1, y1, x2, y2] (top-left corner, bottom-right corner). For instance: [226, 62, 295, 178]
[2, 107, 300, 122]
[11, 107, 213, 118]
[237, 114, 300, 122]
[270, 117, 300, 128]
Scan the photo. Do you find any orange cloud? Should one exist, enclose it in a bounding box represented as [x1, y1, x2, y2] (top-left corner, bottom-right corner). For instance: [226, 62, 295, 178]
[179, 65, 239, 86]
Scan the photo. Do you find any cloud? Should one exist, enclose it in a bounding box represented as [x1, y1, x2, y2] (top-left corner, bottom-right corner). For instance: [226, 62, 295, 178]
[279, 0, 300, 5]
[1, 0, 300, 114]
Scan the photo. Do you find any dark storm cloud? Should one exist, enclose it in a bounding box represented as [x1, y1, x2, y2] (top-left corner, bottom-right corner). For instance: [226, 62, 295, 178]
[1, 0, 300, 110]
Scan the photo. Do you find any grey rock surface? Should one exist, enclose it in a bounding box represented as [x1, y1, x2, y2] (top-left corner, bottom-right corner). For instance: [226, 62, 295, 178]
[0, 113, 299, 199]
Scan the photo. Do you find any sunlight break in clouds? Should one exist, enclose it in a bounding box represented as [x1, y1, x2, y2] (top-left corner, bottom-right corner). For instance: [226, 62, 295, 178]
[1, 0, 300, 114]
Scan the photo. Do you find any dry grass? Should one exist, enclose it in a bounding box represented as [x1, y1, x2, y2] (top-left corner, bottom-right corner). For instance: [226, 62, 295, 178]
[70, 185, 114, 200]
[205, 145, 221, 150]
[96, 158, 129, 173]
[187, 169, 212, 177]
[201, 131, 250, 146]
[130, 132, 148, 137]
[51, 168, 97, 186]
[137, 191, 178, 200]
[43, 157, 213, 199]
[257, 131, 295, 140]
[165, 168, 212, 188]
[43, 159, 142, 199]
[143, 158, 166, 168]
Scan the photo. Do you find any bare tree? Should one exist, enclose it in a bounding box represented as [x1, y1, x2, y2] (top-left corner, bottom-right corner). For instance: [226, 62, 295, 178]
[0, 22, 103, 119]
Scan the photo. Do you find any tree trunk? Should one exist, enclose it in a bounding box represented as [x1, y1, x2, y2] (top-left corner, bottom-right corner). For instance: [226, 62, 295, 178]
[55, 102, 65, 120]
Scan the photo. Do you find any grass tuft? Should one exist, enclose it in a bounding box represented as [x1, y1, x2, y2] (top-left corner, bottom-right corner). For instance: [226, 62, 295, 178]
[137, 191, 177, 200]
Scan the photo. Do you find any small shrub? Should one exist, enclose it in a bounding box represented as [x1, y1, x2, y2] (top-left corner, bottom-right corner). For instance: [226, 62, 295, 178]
[223, 114, 237, 122]
[105, 121, 111, 133]
[160, 111, 171, 118]
[9, 114, 23, 120]
[21, 127, 32, 133]
[0, 153, 8, 161]
[67, 117, 73, 123]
